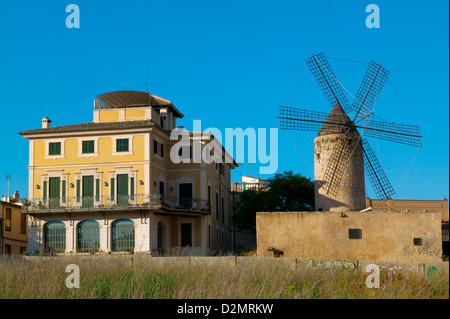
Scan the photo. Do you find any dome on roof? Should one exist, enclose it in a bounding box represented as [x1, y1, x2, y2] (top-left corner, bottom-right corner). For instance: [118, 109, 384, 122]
[95, 90, 183, 118]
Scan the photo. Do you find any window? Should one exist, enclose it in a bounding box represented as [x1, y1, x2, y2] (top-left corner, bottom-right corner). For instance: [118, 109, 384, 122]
[82, 140, 95, 154]
[413, 238, 422, 246]
[348, 229, 362, 239]
[77, 220, 100, 253]
[112, 219, 135, 252]
[159, 181, 165, 196]
[179, 183, 193, 209]
[49, 142, 61, 155]
[5, 244, 11, 255]
[216, 193, 219, 221]
[20, 212, 27, 234]
[44, 221, 66, 253]
[208, 186, 211, 214]
[221, 196, 225, 222]
[5, 208, 11, 231]
[154, 140, 164, 157]
[116, 138, 129, 152]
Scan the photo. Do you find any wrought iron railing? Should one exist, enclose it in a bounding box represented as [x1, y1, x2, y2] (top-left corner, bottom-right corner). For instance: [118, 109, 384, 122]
[231, 182, 269, 192]
[21, 194, 210, 214]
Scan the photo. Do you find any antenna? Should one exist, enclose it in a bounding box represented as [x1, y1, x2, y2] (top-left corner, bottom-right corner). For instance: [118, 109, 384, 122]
[5, 174, 11, 197]
[146, 66, 149, 93]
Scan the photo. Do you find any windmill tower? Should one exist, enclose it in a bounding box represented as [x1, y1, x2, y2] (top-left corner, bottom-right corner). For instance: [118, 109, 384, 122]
[278, 53, 422, 212]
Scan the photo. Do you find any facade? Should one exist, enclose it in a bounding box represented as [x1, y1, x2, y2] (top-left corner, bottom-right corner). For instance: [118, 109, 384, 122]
[19, 90, 237, 255]
[0, 193, 27, 255]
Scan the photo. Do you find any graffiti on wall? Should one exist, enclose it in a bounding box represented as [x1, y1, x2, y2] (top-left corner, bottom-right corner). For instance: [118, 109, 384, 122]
[426, 266, 437, 277]
[376, 262, 403, 273]
[305, 259, 356, 270]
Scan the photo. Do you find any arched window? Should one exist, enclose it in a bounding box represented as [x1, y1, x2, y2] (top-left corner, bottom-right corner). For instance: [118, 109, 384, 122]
[112, 219, 134, 252]
[44, 221, 66, 253]
[157, 221, 165, 251]
[77, 220, 100, 252]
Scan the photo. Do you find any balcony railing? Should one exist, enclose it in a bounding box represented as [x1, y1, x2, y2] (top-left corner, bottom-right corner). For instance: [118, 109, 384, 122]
[21, 194, 210, 214]
[231, 182, 269, 192]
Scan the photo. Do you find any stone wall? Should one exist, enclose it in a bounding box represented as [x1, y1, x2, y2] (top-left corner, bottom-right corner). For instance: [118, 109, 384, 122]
[256, 211, 442, 262]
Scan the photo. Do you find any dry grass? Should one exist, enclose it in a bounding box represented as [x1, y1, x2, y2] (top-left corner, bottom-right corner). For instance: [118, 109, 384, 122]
[0, 256, 448, 299]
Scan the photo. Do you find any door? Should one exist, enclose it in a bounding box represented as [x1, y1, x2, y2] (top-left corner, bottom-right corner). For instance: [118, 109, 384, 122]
[159, 181, 165, 205]
[117, 174, 129, 205]
[179, 183, 192, 209]
[181, 223, 192, 247]
[82, 176, 94, 208]
[49, 177, 60, 208]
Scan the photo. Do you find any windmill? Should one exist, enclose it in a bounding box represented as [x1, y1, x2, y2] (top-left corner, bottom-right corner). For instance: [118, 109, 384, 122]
[278, 53, 422, 212]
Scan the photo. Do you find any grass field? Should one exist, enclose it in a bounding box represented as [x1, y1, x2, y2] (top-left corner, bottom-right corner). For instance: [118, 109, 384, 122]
[0, 256, 448, 299]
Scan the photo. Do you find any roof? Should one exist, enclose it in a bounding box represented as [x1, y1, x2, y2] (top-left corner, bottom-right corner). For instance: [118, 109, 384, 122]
[18, 120, 158, 136]
[318, 102, 352, 136]
[96, 90, 183, 118]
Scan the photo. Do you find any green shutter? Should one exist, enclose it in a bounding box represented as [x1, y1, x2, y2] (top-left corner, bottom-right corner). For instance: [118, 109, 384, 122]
[116, 139, 129, 152]
[49, 142, 61, 155]
[49, 177, 60, 208]
[43, 181, 47, 204]
[62, 180, 66, 203]
[130, 177, 134, 201]
[76, 180, 81, 202]
[82, 176, 94, 207]
[95, 179, 100, 202]
[82, 140, 94, 154]
[111, 178, 115, 201]
[117, 174, 129, 205]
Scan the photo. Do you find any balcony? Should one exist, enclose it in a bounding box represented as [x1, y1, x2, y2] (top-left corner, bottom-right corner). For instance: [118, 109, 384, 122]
[231, 182, 269, 192]
[21, 194, 210, 215]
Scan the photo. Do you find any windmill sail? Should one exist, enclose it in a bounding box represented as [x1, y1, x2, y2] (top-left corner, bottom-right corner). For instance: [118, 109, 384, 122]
[351, 61, 390, 120]
[361, 138, 395, 199]
[305, 53, 352, 113]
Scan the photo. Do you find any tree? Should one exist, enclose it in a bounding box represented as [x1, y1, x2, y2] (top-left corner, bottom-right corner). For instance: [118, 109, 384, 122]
[233, 171, 314, 230]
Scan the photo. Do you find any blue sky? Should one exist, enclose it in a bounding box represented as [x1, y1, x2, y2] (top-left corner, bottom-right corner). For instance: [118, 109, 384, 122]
[0, 0, 448, 200]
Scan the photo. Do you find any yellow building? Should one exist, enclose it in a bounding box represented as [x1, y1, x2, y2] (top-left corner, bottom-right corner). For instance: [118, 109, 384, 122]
[19, 90, 237, 255]
[1, 193, 27, 255]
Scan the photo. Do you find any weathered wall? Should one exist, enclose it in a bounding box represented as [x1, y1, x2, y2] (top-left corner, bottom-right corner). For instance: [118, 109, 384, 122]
[256, 211, 442, 262]
[314, 134, 366, 212]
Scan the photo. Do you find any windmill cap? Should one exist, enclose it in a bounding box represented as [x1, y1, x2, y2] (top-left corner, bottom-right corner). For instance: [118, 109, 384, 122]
[318, 103, 352, 136]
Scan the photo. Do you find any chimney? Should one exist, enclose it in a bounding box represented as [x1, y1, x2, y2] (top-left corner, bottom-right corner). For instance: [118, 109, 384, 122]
[13, 190, 19, 199]
[41, 117, 51, 129]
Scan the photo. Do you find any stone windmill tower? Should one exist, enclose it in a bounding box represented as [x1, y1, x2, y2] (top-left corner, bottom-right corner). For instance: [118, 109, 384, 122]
[278, 53, 423, 212]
